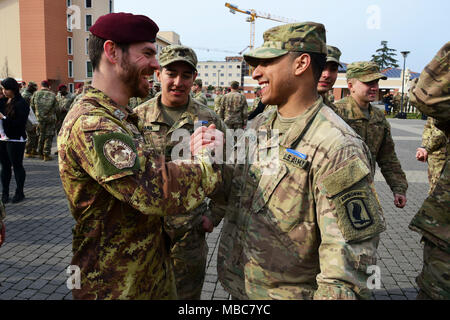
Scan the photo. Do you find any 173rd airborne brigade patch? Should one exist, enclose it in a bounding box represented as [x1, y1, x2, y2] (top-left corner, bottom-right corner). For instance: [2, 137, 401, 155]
[93, 132, 140, 180]
[320, 157, 385, 242]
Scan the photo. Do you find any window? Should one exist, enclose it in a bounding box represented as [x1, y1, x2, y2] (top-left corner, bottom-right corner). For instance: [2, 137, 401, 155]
[67, 37, 73, 55]
[237, 65, 241, 69]
[205, 65, 208, 69]
[220, 73, 224, 77]
[213, 73, 216, 77]
[86, 61, 93, 78]
[237, 74, 240, 77]
[68, 60, 73, 78]
[67, 14, 72, 31]
[229, 65, 232, 68]
[69, 83, 74, 93]
[213, 65, 216, 69]
[220, 82, 224, 85]
[86, 38, 89, 55]
[109, 0, 113, 13]
[205, 73, 208, 77]
[67, 0, 72, 7]
[85, 0, 92, 8]
[86, 15, 92, 31]
[228, 73, 232, 77]
[221, 65, 224, 69]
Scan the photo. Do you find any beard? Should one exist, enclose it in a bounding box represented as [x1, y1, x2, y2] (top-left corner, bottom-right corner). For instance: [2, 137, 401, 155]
[119, 55, 149, 99]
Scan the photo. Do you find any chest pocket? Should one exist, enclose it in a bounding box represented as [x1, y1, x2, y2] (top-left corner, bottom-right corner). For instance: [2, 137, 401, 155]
[250, 162, 288, 214]
[366, 120, 385, 155]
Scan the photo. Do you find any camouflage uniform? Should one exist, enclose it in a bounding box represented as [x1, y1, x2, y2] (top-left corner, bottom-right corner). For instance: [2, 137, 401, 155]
[56, 92, 76, 134]
[193, 91, 208, 106]
[217, 89, 248, 129]
[22, 83, 39, 156]
[30, 88, 58, 158]
[334, 62, 408, 197]
[408, 42, 449, 300]
[135, 95, 227, 299]
[58, 86, 221, 300]
[129, 89, 155, 109]
[421, 117, 446, 194]
[214, 92, 224, 115]
[215, 22, 386, 300]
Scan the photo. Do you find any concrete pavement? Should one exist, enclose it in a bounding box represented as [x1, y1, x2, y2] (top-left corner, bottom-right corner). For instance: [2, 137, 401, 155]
[0, 119, 432, 300]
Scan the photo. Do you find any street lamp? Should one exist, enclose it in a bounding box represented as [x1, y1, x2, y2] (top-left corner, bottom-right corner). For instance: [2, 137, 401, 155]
[400, 51, 410, 118]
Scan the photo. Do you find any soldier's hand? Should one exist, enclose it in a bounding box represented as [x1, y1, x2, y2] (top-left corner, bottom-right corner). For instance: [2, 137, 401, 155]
[201, 216, 214, 233]
[394, 194, 407, 208]
[190, 124, 224, 157]
[416, 148, 428, 162]
[0, 112, 5, 120]
[0, 223, 5, 248]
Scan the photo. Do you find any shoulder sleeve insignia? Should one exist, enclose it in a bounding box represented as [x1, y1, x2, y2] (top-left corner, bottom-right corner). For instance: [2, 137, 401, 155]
[93, 132, 140, 179]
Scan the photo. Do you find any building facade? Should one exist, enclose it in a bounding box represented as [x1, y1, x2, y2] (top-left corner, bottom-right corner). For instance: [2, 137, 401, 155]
[197, 59, 243, 89]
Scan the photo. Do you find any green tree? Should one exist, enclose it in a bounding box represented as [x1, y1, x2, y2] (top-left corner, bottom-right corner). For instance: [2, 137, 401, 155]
[371, 41, 399, 69]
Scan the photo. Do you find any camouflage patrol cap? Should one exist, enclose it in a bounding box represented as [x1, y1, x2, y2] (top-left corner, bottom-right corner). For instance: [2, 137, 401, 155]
[346, 61, 387, 82]
[327, 45, 343, 67]
[159, 45, 198, 71]
[244, 22, 327, 67]
[28, 81, 37, 87]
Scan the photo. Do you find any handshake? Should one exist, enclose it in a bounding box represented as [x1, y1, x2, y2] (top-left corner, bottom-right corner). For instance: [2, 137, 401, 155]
[190, 124, 224, 160]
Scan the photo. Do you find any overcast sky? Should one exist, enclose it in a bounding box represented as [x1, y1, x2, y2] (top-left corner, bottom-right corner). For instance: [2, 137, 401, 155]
[115, 0, 449, 72]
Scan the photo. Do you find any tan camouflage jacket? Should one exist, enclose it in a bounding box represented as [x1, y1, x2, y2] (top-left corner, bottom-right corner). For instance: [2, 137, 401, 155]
[30, 88, 58, 122]
[334, 96, 408, 195]
[409, 42, 449, 252]
[214, 98, 385, 300]
[214, 94, 224, 115]
[134, 95, 227, 242]
[57, 87, 221, 300]
[217, 91, 248, 128]
[193, 92, 208, 106]
[422, 117, 447, 161]
[56, 92, 76, 114]
[129, 89, 156, 109]
[22, 90, 35, 106]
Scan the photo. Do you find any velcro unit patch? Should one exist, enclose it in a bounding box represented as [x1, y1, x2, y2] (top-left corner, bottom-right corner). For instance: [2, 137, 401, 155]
[93, 132, 140, 178]
[321, 157, 370, 197]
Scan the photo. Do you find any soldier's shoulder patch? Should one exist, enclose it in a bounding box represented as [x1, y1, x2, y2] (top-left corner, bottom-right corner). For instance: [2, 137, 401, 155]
[93, 132, 140, 178]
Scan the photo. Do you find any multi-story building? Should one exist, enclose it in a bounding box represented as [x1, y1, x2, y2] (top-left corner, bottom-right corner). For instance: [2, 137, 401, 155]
[197, 58, 244, 89]
[0, 0, 179, 92]
[0, 0, 114, 92]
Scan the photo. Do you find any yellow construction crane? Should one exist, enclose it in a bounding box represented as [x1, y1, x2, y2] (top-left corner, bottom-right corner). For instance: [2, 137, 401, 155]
[225, 2, 297, 54]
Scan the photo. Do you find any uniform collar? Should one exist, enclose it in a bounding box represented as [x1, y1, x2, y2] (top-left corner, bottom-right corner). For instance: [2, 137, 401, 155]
[345, 95, 373, 120]
[83, 86, 134, 122]
[147, 95, 198, 128]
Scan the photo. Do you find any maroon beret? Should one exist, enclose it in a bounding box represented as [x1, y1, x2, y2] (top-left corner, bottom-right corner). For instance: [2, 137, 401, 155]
[75, 83, 83, 89]
[89, 12, 159, 44]
[58, 84, 67, 90]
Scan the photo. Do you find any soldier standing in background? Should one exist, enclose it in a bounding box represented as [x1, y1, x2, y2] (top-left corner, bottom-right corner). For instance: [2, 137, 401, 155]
[416, 117, 447, 194]
[192, 79, 208, 106]
[30, 80, 58, 161]
[216, 81, 248, 130]
[214, 22, 385, 300]
[56, 84, 75, 135]
[58, 12, 222, 300]
[213, 86, 224, 115]
[22, 82, 39, 158]
[317, 45, 342, 112]
[135, 45, 227, 300]
[409, 42, 449, 300]
[334, 62, 408, 209]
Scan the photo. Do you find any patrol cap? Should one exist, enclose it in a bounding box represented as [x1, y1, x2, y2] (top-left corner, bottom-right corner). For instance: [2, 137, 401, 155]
[244, 22, 327, 67]
[346, 61, 387, 82]
[159, 45, 198, 71]
[327, 45, 343, 67]
[89, 12, 159, 44]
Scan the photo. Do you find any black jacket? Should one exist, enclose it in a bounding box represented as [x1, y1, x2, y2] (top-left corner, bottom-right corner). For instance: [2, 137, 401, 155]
[0, 96, 30, 140]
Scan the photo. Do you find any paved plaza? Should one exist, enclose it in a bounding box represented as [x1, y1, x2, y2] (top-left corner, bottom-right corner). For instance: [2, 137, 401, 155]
[0, 118, 433, 300]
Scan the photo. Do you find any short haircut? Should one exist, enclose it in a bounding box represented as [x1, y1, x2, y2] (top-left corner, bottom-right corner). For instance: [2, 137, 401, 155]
[88, 34, 130, 71]
[290, 52, 327, 83]
[231, 82, 239, 90]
